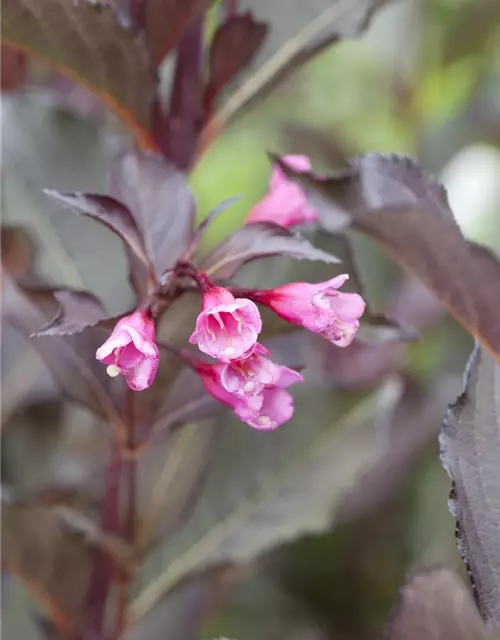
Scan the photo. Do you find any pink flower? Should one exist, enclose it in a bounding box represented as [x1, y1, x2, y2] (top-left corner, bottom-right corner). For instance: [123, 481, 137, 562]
[245, 155, 317, 227]
[220, 343, 279, 396]
[96, 311, 159, 391]
[193, 353, 303, 431]
[189, 286, 262, 362]
[244, 365, 303, 431]
[254, 275, 366, 347]
[195, 359, 264, 418]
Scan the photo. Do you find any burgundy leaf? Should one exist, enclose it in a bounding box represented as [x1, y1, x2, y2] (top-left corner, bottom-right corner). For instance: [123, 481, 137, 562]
[33, 289, 107, 337]
[1, 0, 156, 145]
[440, 344, 500, 628]
[203, 13, 268, 117]
[3, 275, 124, 419]
[387, 567, 493, 640]
[150, 367, 223, 437]
[142, 0, 211, 66]
[137, 414, 218, 551]
[3, 502, 93, 634]
[43, 191, 153, 283]
[339, 379, 459, 522]
[264, 331, 405, 390]
[185, 196, 242, 260]
[201, 222, 340, 279]
[160, 17, 204, 170]
[109, 151, 196, 278]
[280, 153, 500, 358]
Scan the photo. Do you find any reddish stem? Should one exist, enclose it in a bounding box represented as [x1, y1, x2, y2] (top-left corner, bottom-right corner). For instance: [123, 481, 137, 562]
[229, 286, 263, 301]
[85, 437, 122, 638]
[124, 390, 137, 543]
[226, 0, 238, 18]
[114, 390, 137, 638]
[130, 0, 145, 27]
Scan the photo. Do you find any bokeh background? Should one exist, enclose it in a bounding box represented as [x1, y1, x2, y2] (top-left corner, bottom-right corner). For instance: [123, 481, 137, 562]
[2, 0, 500, 638]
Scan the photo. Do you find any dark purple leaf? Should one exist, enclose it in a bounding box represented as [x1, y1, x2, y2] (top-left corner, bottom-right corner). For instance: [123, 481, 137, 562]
[204, 13, 268, 116]
[150, 367, 223, 438]
[201, 222, 340, 279]
[280, 153, 500, 357]
[185, 196, 242, 260]
[1, 0, 157, 144]
[136, 415, 218, 551]
[387, 567, 493, 640]
[440, 345, 500, 628]
[3, 275, 125, 420]
[43, 191, 153, 279]
[142, 0, 211, 66]
[160, 17, 204, 171]
[3, 502, 92, 633]
[339, 378, 459, 521]
[109, 151, 196, 279]
[264, 331, 405, 390]
[129, 379, 402, 620]
[389, 277, 445, 332]
[33, 289, 106, 337]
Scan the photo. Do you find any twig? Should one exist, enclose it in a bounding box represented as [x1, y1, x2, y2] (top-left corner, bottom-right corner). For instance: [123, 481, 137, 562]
[226, 0, 237, 18]
[85, 435, 122, 638]
[114, 389, 137, 638]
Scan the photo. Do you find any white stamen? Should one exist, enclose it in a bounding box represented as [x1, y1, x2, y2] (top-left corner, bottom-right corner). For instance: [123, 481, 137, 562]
[213, 311, 225, 330]
[258, 416, 271, 426]
[244, 382, 255, 392]
[236, 316, 243, 334]
[106, 364, 121, 378]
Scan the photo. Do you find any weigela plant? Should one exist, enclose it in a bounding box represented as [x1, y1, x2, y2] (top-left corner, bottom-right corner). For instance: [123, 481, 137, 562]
[10, 2, 495, 638]
[85, 155, 365, 430]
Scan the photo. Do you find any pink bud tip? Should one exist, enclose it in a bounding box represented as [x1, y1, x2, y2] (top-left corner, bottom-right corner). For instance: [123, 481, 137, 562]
[245, 155, 318, 228]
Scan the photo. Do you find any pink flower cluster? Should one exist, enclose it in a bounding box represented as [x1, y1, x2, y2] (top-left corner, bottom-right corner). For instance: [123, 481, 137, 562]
[95, 156, 366, 430]
[188, 286, 302, 430]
